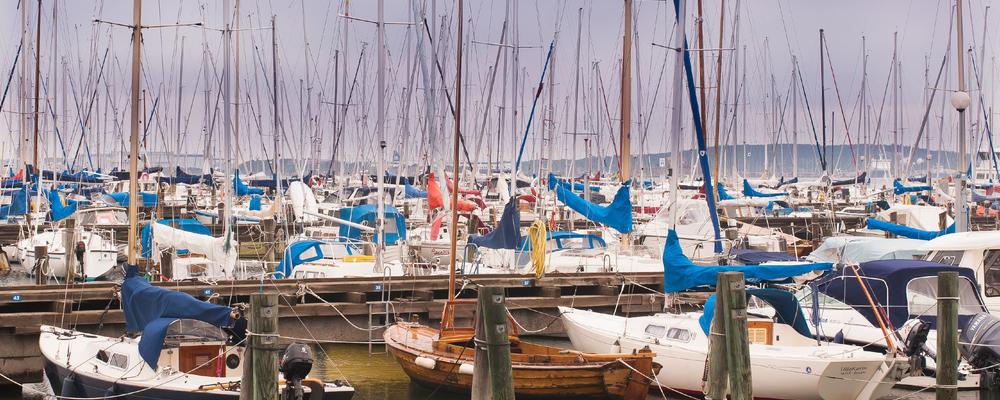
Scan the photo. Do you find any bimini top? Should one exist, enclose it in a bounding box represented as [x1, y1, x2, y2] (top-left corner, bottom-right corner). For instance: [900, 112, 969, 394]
[517, 231, 608, 252]
[121, 267, 234, 370]
[922, 231, 1000, 251]
[815, 259, 986, 329]
[338, 204, 407, 245]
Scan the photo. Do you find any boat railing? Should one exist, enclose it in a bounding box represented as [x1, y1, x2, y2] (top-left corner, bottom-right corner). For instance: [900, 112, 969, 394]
[459, 243, 482, 276]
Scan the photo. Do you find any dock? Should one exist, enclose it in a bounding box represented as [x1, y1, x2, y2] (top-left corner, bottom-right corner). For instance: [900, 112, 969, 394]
[0, 271, 666, 385]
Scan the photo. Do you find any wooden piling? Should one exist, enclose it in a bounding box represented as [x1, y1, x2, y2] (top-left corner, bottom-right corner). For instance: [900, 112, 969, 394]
[936, 271, 958, 400]
[704, 274, 729, 399]
[720, 272, 752, 400]
[161, 250, 173, 280]
[471, 307, 489, 400]
[240, 294, 278, 400]
[33, 246, 48, 285]
[479, 286, 515, 400]
[62, 218, 76, 283]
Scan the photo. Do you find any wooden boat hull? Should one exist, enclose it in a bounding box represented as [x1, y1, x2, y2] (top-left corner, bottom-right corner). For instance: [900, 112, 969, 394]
[384, 323, 657, 400]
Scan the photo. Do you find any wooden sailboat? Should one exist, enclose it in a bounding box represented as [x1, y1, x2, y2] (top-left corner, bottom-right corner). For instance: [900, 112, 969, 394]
[384, 1, 659, 399]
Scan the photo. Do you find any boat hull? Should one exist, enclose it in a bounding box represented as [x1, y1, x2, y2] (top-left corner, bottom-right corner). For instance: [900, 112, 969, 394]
[384, 323, 656, 400]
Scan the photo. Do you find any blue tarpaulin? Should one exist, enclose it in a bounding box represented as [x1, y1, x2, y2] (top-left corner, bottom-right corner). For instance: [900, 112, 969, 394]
[662, 230, 832, 293]
[404, 183, 427, 198]
[249, 195, 262, 211]
[120, 268, 233, 369]
[276, 239, 325, 277]
[46, 190, 78, 222]
[234, 170, 264, 196]
[469, 200, 521, 249]
[742, 179, 787, 198]
[548, 173, 632, 234]
[893, 179, 932, 195]
[866, 218, 955, 240]
[699, 288, 812, 337]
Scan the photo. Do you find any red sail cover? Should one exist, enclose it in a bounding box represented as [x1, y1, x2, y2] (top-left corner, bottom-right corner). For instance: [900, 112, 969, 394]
[427, 173, 444, 210]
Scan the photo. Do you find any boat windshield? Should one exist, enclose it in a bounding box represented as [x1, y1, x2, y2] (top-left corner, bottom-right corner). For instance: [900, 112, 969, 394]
[905, 276, 985, 317]
[165, 319, 228, 342]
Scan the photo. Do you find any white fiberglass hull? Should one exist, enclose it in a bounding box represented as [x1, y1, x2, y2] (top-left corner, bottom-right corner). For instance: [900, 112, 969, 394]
[559, 307, 903, 400]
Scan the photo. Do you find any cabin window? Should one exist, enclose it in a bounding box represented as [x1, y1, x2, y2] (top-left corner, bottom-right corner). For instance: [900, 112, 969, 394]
[643, 324, 666, 338]
[108, 353, 129, 369]
[906, 276, 984, 317]
[929, 251, 964, 266]
[665, 327, 692, 342]
[984, 250, 1000, 297]
[96, 350, 109, 363]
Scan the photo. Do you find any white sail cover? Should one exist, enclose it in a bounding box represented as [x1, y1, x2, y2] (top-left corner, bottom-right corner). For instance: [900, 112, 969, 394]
[151, 223, 237, 274]
[287, 181, 319, 222]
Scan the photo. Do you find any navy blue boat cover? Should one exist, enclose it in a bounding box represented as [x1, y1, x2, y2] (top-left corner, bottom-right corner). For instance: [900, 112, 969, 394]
[121, 267, 233, 369]
[469, 200, 521, 249]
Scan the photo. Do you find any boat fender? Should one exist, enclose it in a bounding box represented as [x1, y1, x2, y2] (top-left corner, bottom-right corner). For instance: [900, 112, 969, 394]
[458, 363, 474, 375]
[60, 374, 80, 397]
[414, 356, 436, 370]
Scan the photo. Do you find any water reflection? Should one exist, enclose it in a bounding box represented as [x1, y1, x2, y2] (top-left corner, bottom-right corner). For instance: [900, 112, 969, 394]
[312, 343, 465, 400]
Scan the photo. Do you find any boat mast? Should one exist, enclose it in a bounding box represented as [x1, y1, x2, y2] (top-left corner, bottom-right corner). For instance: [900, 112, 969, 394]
[711, 0, 726, 190]
[222, 0, 235, 250]
[572, 8, 582, 181]
[127, 0, 142, 266]
[954, 0, 970, 232]
[620, 0, 632, 182]
[376, 0, 386, 271]
[273, 16, 282, 216]
[448, 0, 464, 302]
[33, 0, 41, 173]
[819, 29, 826, 175]
[667, 0, 688, 225]
[792, 57, 798, 178]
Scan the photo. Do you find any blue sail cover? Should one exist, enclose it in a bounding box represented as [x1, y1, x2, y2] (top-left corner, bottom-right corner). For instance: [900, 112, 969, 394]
[0, 187, 29, 219]
[547, 173, 632, 234]
[699, 288, 811, 337]
[233, 170, 264, 196]
[140, 218, 213, 258]
[717, 183, 735, 200]
[469, 200, 522, 249]
[276, 239, 325, 277]
[742, 179, 787, 198]
[866, 218, 955, 240]
[662, 230, 832, 293]
[404, 183, 427, 198]
[893, 179, 931, 195]
[249, 195, 262, 211]
[46, 190, 78, 222]
[106, 191, 158, 207]
[815, 259, 983, 329]
[120, 271, 233, 369]
[338, 205, 407, 245]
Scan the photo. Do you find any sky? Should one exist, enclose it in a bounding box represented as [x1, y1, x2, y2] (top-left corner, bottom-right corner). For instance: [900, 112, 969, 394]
[0, 0, 994, 176]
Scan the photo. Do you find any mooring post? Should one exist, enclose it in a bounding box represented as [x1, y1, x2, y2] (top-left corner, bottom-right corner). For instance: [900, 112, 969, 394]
[479, 286, 515, 400]
[937, 271, 959, 400]
[471, 306, 489, 400]
[241, 294, 279, 400]
[34, 246, 48, 285]
[704, 273, 729, 399]
[721, 272, 752, 400]
[262, 218, 276, 263]
[161, 250, 173, 280]
[63, 218, 76, 283]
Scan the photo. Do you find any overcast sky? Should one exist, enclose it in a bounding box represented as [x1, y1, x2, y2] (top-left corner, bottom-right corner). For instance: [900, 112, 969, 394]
[0, 0, 993, 175]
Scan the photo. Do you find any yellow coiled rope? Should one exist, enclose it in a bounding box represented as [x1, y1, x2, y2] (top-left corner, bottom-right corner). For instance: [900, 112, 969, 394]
[528, 219, 547, 279]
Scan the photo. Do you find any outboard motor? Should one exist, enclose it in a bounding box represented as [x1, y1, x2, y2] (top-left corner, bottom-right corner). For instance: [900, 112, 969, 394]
[279, 343, 314, 400]
[960, 312, 1000, 396]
